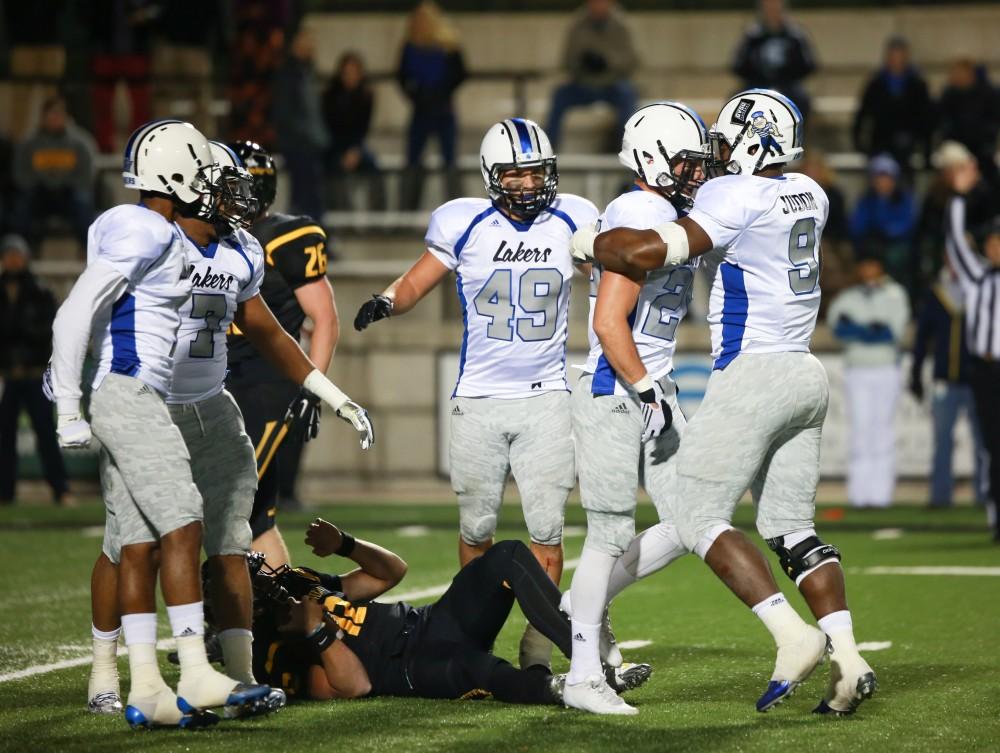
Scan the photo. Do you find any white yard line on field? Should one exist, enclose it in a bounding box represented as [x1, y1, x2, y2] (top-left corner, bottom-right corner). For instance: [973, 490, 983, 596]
[617, 640, 653, 650]
[857, 566, 1000, 576]
[872, 528, 904, 540]
[857, 641, 892, 652]
[396, 525, 431, 538]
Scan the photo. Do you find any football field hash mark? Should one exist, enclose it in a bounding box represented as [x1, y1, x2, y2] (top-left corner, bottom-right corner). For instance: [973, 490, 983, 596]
[617, 640, 653, 650]
[872, 528, 904, 540]
[396, 525, 431, 537]
[857, 641, 893, 652]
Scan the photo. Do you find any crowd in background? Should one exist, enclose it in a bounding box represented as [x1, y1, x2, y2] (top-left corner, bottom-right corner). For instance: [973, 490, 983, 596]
[1, 0, 999, 514]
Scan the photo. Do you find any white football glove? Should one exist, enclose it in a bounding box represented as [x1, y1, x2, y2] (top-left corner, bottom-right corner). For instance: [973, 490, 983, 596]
[336, 400, 374, 450]
[571, 223, 598, 264]
[41, 363, 55, 402]
[639, 382, 673, 443]
[57, 413, 92, 449]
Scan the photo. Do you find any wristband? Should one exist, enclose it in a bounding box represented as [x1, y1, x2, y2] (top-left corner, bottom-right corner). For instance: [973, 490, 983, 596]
[305, 621, 339, 653]
[303, 369, 349, 412]
[632, 374, 654, 395]
[652, 222, 690, 267]
[335, 532, 356, 557]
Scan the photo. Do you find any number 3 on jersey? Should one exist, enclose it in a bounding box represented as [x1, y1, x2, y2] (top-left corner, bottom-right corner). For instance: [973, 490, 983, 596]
[474, 268, 563, 342]
[189, 293, 226, 358]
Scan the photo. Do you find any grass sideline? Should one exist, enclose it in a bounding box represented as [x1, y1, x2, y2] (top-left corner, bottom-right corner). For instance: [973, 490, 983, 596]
[1, 501, 998, 753]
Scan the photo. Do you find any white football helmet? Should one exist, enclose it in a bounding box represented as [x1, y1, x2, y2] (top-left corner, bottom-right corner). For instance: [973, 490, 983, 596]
[707, 89, 804, 178]
[619, 101, 710, 208]
[122, 120, 215, 219]
[208, 141, 259, 230]
[479, 118, 558, 218]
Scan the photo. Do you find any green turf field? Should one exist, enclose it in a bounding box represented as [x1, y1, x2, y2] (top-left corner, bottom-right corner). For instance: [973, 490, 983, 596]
[1, 501, 998, 753]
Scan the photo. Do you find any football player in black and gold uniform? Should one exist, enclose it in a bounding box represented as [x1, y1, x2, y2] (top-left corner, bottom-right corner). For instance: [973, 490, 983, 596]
[250, 519, 651, 706]
[227, 142, 342, 568]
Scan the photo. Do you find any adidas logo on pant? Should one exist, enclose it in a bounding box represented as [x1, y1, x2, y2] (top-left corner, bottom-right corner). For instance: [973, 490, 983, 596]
[611, 403, 630, 415]
[452, 405, 464, 416]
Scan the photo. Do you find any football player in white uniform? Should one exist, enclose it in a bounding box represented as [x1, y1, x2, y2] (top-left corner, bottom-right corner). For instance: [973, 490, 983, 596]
[576, 90, 877, 716]
[83, 138, 373, 724]
[562, 102, 710, 715]
[354, 119, 598, 671]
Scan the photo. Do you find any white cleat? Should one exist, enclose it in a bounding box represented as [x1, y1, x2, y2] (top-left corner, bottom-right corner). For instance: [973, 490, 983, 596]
[757, 626, 829, 712]
[87, 691, 123, 715]
[599, 606, 623, 668]
[563, 674, 638, 716]
[814, 650, 878, 716]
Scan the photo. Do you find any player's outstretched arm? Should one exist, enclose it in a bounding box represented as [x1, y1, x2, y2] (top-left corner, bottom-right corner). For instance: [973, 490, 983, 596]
[354, 250, 449, 330]
[305, 518, 408, 602]
[50, 261, 130, 448]
[594, 217, 714, 276]
[236, 294, 374, 449]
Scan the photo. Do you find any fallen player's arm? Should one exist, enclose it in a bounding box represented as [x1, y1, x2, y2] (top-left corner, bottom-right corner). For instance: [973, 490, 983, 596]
[594, 217, 714, 276]
[283, 598, 372, 699]
[305, 518, 408, 602]
[592, 269, 646, 386]
[236, 294, 374, 448]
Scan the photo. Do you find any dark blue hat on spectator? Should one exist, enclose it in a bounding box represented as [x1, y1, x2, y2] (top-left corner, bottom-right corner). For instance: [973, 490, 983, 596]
[869, 153, 900, 178]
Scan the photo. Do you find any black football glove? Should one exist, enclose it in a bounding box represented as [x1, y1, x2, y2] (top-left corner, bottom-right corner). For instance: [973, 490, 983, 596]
[354, 294, 393, 331]
[908, 373, 925, 402]
[283, 387, 322, 441]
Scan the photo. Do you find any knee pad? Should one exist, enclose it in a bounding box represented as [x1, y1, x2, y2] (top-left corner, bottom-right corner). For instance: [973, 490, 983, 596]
[583, 511, 634, 558]
[692, 524, 734, 560]
[459, 508, 498, 546]
[766, 529, 841, 586]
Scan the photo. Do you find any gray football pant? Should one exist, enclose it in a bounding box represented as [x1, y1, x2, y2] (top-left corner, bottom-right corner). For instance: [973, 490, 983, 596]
[450, 392, 574, 546]
[572, 373, 686, 557]
[91, 373, 203, 562]
[665, 352, 829, 554]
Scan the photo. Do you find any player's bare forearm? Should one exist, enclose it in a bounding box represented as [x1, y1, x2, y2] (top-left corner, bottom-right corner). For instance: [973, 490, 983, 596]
[383, 251, 450, 315]
[305, 518, 408, 601]
[296, 277, 339, 371]
[593, 271, 647, 385]
[312, 642, 371, 699]
[236, 295, 315, 385]
[594, 228, 666, 275]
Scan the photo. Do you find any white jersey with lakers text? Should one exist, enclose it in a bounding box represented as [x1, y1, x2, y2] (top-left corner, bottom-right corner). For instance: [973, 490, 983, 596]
[582, 189, 698, 395]
[686, 173, 828, 369]
[88, 204, 200, 396]
[168, 228, 266, 404]
[427, 194, 599, 398]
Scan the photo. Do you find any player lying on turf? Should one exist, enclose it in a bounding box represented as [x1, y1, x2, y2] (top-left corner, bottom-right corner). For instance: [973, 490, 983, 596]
[572, 89, 877, 716]
[248, 519, 651, 706]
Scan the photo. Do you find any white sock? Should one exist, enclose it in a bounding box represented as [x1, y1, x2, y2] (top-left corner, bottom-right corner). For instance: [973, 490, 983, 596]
[751, 593, 809, 646]
[607, 523, 686, 601]
[218, 628, 256, 685]
[166, 601, 205, 638]
[566, 546, 616, 684]
[818, 610, 860, 657]
[88, 625, 121, 699]
[121, 614, 165, 696]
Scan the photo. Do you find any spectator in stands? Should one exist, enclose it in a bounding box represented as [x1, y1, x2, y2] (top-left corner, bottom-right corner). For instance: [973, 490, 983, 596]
[4, 3, 68, 141]
[799, 153, 850, 311]
[545, 0, 639, 150]
[936, 59, 1000, 187]
[850, 154, 918, 299]
[272, 26, 330, 222]
[910, 265, 989, 509]
[397, 1, 467, 210]
[88, 0, 158, 153]
[827, 253, 910, 509]
[152, 0, 227, 135]
[10, 96, 96, 252]
[0, 235, 71, 506]
[731, 0, 816, 119]
[852, 36, 933, 175]
[322, 52, 386, 211]
[229, 0, 293, 147]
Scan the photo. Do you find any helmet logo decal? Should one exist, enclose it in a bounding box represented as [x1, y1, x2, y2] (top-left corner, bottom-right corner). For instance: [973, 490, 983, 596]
[749, 110, 785, 157]
[730, 98, 755, 125]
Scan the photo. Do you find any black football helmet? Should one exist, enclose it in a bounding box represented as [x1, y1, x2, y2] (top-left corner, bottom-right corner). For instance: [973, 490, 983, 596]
[230, 140, 277, 218]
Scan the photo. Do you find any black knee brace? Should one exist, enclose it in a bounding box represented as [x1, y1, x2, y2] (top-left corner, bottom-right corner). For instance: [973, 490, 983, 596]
[766, 535, 841, 582]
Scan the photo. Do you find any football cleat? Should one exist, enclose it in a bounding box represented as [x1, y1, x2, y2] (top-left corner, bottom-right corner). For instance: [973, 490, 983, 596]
[223, 687, 287, 719]
[605, 662, 652, 694]
[177, 679, 271, 713]
[756, 627, 830, 712]
[599, 606, 623, 668]
[813, 649, 878, 716]
[563, 674, 638, 716]
[125, 687, 218, 730]
[87, 691, 123, 715]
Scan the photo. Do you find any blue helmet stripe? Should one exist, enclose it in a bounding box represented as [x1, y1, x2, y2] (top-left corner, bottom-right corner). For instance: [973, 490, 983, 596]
[213, 140, 243, 167]
[510, 118, 533, 155]
[665, 100, 708, 134]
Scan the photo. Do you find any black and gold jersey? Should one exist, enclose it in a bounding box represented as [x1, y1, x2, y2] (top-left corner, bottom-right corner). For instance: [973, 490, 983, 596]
[226, 212, 329, 386]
